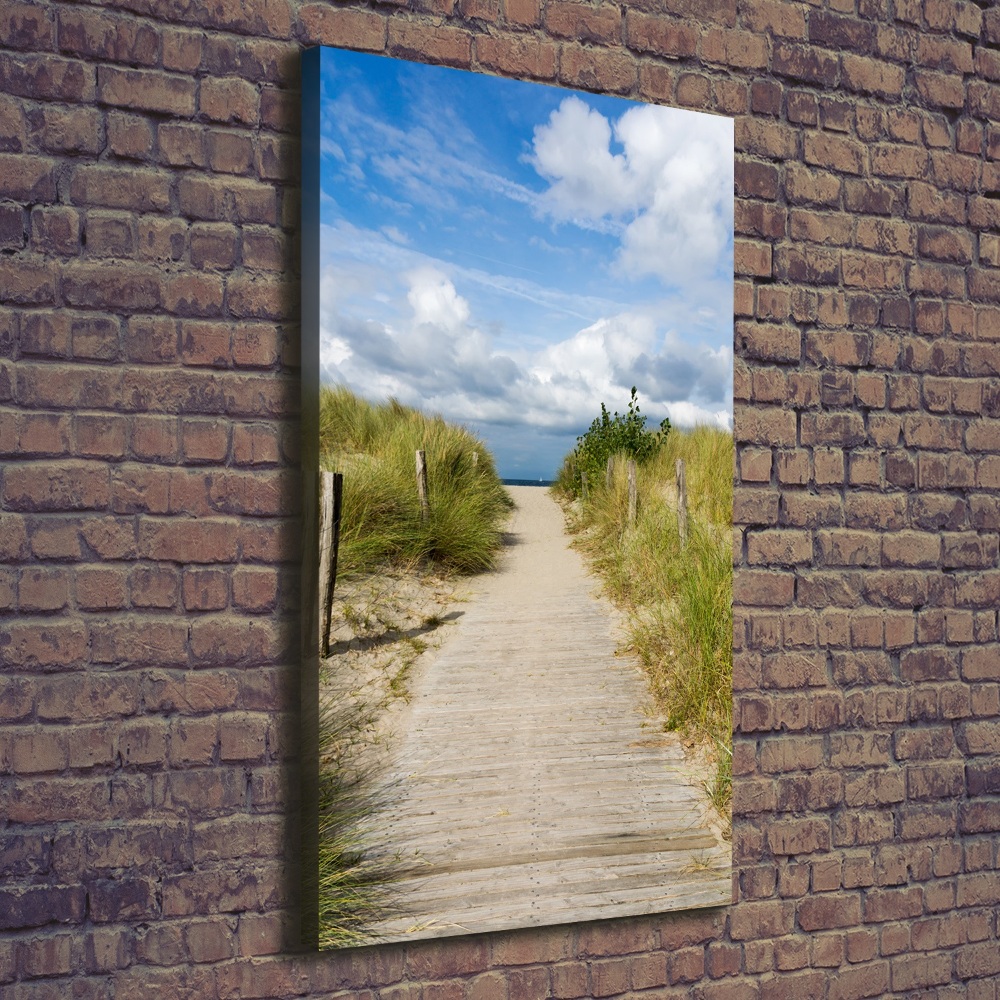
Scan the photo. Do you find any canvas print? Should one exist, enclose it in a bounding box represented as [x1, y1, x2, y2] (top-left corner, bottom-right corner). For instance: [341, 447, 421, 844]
[301, 45, 734, 949]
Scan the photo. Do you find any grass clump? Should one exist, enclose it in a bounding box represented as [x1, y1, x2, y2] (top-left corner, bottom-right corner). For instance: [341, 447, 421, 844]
[315, 689, 393, 950]
[315, 664, 421, 950]
[319, 384, 513, 577]
[554, 420, 733, 821]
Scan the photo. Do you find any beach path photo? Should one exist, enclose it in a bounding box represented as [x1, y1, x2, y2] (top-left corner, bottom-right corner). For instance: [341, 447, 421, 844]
[360, 485, 730, 941]
[303, 45, 734, 947]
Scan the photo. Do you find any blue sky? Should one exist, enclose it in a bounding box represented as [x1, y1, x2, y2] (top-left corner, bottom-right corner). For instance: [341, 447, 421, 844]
[316, 48, 734, 481]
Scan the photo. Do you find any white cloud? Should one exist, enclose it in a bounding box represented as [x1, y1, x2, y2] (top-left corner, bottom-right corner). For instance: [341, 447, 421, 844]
[531, 317, 731, 428]
[320, 136, 345, 162]
[528, 235, 571, 256]
[529, 97, 733, 286]
[529, 97, 634, 220]
[320, 262, 732, 441]
[381, 225, 409, 245]
[406, 267, 471, 330]
[530, 313, 655, 414]
[664, 401, 732, 431]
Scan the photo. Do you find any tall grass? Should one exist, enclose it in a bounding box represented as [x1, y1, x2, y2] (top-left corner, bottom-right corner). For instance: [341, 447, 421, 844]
[319, 384, 513, 576]
[315, 683, 395, 949]
[554, 425, 734, 818]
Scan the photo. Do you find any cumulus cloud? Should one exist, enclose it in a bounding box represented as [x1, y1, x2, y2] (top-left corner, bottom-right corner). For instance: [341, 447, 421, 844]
[322, 266, 519, 407]
[531, 317, 732, 429]
[529, 98, 634, 221]
[407, 266, 471, 330]
[529, 97, 733, 285]
[320, 263, 732, 441]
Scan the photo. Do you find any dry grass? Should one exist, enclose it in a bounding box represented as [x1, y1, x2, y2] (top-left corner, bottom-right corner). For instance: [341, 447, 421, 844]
[553, 425, 734, 823]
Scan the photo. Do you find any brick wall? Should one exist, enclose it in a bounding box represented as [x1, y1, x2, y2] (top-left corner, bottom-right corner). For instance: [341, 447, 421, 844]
[2, 0, 999, 996]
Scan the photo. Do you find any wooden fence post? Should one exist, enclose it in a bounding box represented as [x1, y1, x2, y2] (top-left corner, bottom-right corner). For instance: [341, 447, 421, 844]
[318, 471, 333, 653]
[581, 469, 589, 500]
[327, 472, 343, 655]
[605, 454, 614, 490]
[416, 449, 430, 521]
[627, 459, 637, 525]
[675, 458, 688, 547]
[318, 471, 343, 657]
[472, 450, 478, 469]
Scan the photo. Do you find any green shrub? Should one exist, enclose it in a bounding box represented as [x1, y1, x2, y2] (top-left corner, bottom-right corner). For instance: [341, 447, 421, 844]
[557, 387, 670, 496]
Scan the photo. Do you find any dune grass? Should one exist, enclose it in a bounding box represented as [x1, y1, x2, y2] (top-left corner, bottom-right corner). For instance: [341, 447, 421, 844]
[315, 685, 397, 950]
[554, 425, 734, 820]
[316, 384, 512, 946]
[319, 384, 514, 577]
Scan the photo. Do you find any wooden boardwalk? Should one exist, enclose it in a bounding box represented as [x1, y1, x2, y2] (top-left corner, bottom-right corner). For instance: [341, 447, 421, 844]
[362, 485, 730, 942]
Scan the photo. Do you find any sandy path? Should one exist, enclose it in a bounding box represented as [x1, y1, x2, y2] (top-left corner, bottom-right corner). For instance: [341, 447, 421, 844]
[362, 485, 730, 942]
